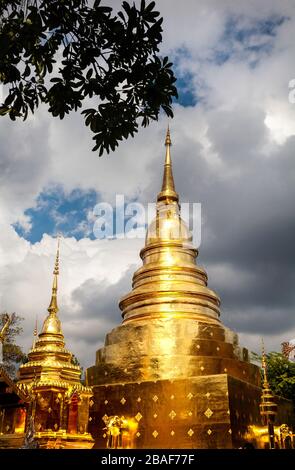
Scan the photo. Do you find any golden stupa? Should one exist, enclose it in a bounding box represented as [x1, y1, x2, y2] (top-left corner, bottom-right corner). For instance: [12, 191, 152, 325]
[86, 129, 294, 449]
[17, 240, 94, 449]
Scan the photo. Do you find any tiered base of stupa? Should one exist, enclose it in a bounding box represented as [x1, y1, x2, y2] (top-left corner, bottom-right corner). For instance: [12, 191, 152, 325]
[86, 318, 295, 448]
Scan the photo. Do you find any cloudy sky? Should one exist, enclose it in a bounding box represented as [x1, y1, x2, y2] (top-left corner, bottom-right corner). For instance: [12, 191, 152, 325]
[1, 0, 295, 368]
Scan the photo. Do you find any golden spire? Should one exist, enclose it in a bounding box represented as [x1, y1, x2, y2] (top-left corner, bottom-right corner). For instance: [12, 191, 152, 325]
[39, 237, 63, 337]
[32, 317, 38, 348]
[119, 129, 221, 326]
[261, 338, 269, 387]
[157, 126, 179, 203]
[47, 237, 60, 315]
[259, 339, 277, 447]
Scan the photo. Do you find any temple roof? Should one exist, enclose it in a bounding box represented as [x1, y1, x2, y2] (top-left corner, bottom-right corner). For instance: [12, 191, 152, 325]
[0, 365, 30, 402]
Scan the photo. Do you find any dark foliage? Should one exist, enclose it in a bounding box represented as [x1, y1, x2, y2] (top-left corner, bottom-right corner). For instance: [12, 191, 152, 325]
[0, 0, 177, 155]
[252, 351, 295, 406]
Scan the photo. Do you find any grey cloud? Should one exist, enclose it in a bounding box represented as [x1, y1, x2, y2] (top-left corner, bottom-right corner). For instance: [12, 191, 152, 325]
[62, 265, 136, 331]
[72, 266, 135, 319]
[58, 265, 136, 367]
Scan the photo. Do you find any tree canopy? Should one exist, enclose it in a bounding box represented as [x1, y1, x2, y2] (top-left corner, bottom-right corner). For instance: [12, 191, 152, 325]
[0, 0, 177, 155]
[1, 312, 27, 377]
[252, 351, 295, 406]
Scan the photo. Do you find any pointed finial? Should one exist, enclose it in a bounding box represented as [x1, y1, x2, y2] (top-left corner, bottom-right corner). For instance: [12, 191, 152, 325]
[165, 124, 171, 147]
[157, 127, 178, 203]
[261, 338, 268, 387]
[259, 338, 277, 436]
[32, 317, 38, 348]
[54, 236, 60, 276]
[34, 317, 38, 336]
[164, 124, 172, 166]
[47, 237, 61, 315]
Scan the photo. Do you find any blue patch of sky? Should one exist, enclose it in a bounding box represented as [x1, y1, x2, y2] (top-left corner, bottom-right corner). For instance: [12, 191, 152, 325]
[171, 15, 287, 107]
[93, 195, 149, 241]
[174, 74, 197, 107]
[171, 47, 197, 108]
[14, 187, 149, 243]
[14, 187, 98, 243]
[214, 14, 288, 66]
